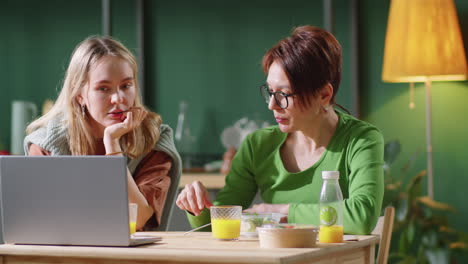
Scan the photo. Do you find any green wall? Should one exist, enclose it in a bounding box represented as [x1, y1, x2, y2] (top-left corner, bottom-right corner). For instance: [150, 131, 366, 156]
[2, 0, 468, 258]
[1, 0, 101, 150]
[149, 0, 330, 154]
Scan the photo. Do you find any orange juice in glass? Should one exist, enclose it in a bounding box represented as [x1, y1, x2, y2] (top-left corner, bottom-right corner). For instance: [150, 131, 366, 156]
[319, 225, 344, 243]
[129, 221, 137, 234]
[210, 206, 242, 240]
[129, 203, 138, 235]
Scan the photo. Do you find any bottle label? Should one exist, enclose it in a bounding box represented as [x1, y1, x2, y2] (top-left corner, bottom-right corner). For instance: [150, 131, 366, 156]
[320, 205, 337, 226]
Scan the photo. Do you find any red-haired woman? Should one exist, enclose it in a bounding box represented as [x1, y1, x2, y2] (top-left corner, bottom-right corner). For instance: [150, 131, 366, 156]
[177, 26, 384, 235]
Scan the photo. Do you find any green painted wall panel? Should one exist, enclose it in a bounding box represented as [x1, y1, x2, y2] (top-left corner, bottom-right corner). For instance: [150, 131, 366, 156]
[149, 0, 326, 154]
[333, 0, 353, 113]
[1, 0, 101, 149]
[111, 0, 137, 54]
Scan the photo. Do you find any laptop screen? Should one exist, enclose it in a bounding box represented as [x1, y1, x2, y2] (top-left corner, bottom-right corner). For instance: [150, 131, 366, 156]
[0, 156, 132, 246]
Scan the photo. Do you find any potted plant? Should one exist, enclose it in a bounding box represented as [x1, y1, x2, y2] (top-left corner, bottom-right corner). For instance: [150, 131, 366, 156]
[382, 140, 468, 264]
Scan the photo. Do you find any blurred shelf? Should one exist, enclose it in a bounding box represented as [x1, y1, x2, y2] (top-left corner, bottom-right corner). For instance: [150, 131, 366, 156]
[179, 172, 226, 189]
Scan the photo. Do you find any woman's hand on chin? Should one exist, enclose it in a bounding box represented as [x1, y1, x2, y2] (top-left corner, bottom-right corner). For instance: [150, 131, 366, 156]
[104, 107, 147, 149]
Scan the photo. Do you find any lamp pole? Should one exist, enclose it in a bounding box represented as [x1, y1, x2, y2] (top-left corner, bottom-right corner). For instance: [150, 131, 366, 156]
[424, 80, 434, 199]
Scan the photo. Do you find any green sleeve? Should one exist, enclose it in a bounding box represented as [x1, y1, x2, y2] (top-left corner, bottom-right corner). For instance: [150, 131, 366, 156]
[289, 129, 384, 235]
[186, 134, 258, 228]
[215, 134, 258, 208]
[186, 208, 211, 230]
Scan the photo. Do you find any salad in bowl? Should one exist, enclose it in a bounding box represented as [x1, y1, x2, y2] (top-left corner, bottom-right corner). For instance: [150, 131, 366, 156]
[240, 213, 283, 237]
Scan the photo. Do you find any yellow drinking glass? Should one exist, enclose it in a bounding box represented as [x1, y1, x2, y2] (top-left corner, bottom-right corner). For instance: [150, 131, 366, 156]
[129, 203, 138, 235]
[210, 205, 242, 240]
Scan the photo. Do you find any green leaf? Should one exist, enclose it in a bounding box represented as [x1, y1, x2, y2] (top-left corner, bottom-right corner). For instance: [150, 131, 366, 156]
[382, 185, 401, 209]
[406, 170, 425, 191]
[384, 140, 401, 167]
[389, 252, 405, 261]
[417, 246, 429, 264]
[399, 229, 410, 254]
[417, 197, 457, 213]
[399, 149, 421, 177]
[386, 181, 402, 190]
[407, 220, 416, 245]
[407, 170, 426, 202]
[449, 241, 468, 250]
[456, 231, 468, 245]
[396, 195, 409, 222]
[421, 230, 438, 248]
[424, 248, 449, 264]
[395, 256, 418, 264]
[422, 205, 433, 219]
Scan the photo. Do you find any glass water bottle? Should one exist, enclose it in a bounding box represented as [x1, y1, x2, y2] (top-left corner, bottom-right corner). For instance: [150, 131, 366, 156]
[319, 171, 344, 243]
[175, 101, 194, 169]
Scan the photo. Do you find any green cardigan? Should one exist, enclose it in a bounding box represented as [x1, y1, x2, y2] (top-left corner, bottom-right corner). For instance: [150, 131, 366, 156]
[188, 110, 384, 235]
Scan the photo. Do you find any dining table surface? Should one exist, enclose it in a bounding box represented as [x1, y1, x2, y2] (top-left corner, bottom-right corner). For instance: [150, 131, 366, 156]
[0, 231, 379, 264]
[179, 172, 226, 189]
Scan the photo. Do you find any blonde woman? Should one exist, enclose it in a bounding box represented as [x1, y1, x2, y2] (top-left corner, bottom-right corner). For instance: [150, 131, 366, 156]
[24, 36, 181, 231]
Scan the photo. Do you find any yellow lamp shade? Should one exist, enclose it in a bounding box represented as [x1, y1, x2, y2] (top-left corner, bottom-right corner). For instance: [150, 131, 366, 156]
[382, 0, 467, 83]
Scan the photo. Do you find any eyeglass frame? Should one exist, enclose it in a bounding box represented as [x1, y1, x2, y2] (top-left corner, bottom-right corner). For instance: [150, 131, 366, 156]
[259, 84, 297, 109]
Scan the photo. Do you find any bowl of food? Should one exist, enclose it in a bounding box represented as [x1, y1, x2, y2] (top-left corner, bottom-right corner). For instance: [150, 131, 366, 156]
[257, 224, 318, 248]
[240, 213, 282, 237]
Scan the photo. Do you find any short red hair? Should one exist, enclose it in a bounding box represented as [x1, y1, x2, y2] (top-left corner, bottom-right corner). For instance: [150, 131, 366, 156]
[262, 26, 342, 108]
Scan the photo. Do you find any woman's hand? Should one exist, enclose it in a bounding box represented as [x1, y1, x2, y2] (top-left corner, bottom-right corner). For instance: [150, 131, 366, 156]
[244, 203, 290, 215]
[176, 181, 213, 216]
[103, 107, 147, 152]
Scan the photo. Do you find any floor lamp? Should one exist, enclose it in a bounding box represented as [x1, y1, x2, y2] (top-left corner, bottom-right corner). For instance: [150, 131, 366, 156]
[382, 0, 467, 199]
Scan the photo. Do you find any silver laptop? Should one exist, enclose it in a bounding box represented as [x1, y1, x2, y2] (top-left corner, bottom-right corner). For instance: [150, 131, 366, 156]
[0, 156, 161, 247]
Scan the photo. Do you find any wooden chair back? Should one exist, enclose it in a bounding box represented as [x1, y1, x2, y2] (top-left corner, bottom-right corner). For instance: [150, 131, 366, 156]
[371, 206, 395, 264]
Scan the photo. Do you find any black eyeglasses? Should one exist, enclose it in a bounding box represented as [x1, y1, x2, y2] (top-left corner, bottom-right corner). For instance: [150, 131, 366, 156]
[259, 84, 296, 109]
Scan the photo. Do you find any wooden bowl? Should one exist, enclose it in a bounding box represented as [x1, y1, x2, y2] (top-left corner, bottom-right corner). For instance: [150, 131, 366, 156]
[257, 225, 318, 248]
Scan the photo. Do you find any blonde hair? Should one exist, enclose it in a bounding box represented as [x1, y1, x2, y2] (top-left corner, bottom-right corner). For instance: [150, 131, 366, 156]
[27, 36, 161, 158]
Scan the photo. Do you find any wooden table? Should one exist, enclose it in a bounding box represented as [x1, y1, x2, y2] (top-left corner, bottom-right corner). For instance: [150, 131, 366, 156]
[179, 173, 226, 189]
[0, 232, 379, 264]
